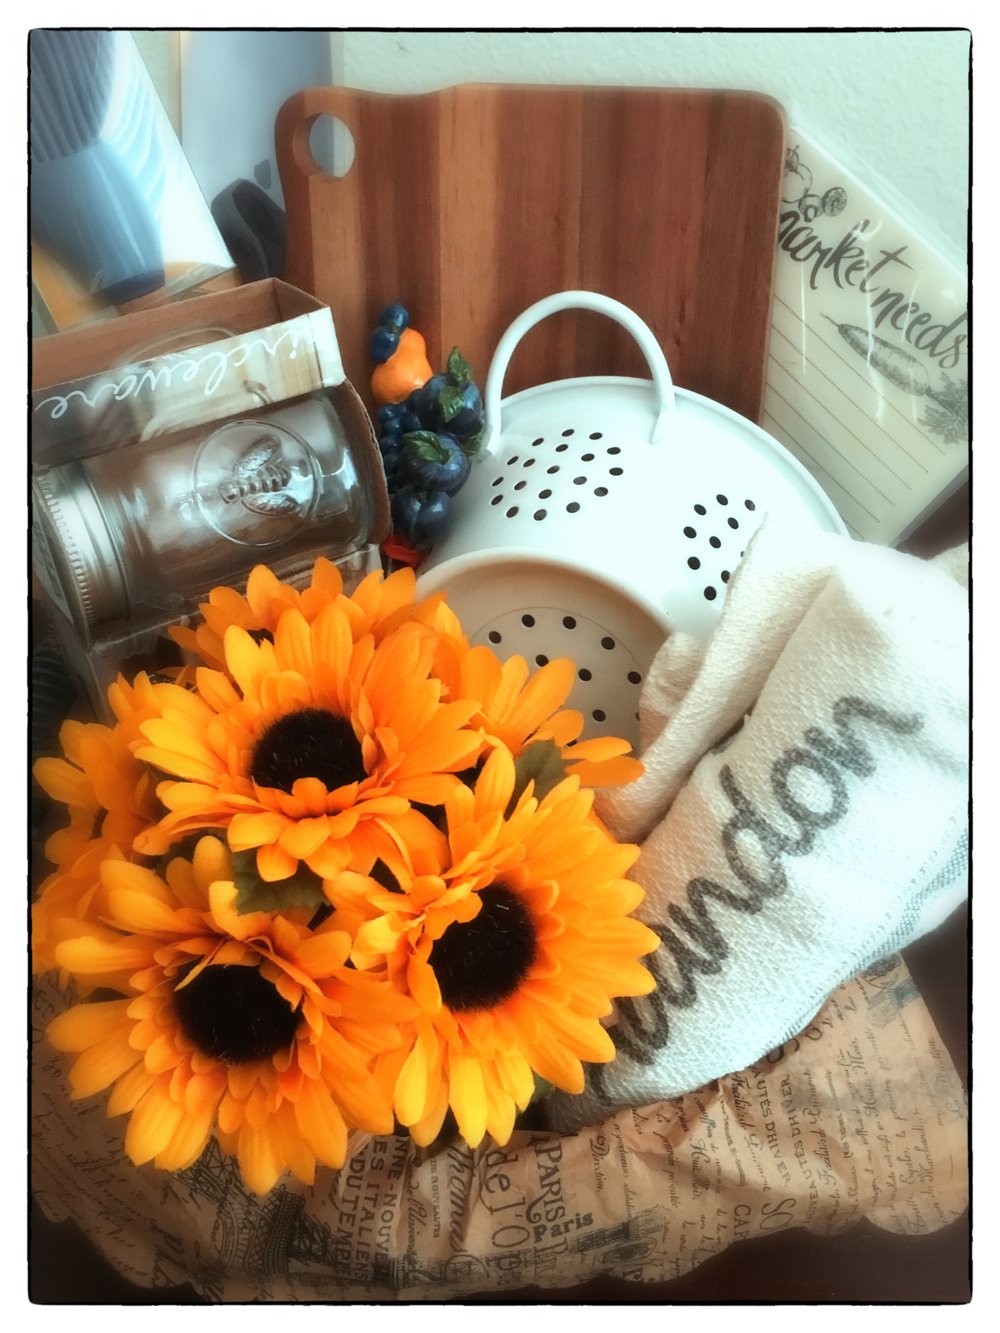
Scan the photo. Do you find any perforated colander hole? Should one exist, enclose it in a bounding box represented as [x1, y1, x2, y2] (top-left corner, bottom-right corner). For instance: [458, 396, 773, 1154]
[573, 476, 587, 485]
[687, 556, 700, 569]
[533, 510, 547, 521]
[491, 476, 503, 487]
[609, 467, 623, 476]
[684, 526, 697, 539]
[581, 453, 595, 462]
[521, 614, 535, 627]
[507, 455, 519, 465]
[506, 506, 519, 518]
[578, 667, 592, 681]
[522, 458, 536, 468]
[566, 502, 580, 513]
[514, 480, 527, 491]
[689, 495, 756, 534]
[607, 446, 621, 455]
[704, 586, 718, 601]
[627, 671, 642, 685]
[592, 709, 606, 723]
[563, 616, 577, 629]
[556, 443, 569, 453]
[594, 486, 609, 497]
[709, 536, 721, 549]
[491, 495, 503, 506]
[538, 489, 552, 500]
[531, 437, 544, 447]
[590, 432, 604, 440]
[721, 570, 731, 583]
[561, 428, 575, 437]
[535, 654, 549, 666]
[488, 630, 503, 644]
[601, 636, 616, 650]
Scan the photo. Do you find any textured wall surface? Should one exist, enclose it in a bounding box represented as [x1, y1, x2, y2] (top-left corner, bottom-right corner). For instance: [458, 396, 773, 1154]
[338, 29, 971, 257]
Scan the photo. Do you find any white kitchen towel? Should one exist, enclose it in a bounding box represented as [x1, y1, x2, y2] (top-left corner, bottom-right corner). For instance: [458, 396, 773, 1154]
[548, 521, 969, 1133]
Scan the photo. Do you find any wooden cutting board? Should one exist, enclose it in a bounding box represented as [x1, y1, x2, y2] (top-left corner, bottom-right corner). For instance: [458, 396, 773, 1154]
[277, 85, 786, 422]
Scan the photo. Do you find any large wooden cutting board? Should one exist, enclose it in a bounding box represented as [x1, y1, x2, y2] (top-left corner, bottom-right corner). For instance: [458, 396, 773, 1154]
[277, 85, 786, 422]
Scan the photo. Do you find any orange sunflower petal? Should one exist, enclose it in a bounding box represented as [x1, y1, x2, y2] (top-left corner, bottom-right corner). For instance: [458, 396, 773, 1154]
[447, 1045, 488, 1148]
[106, 888, 189, 937]
[567, 756, 644, 788]
[499, 658, 576, 743]
[107, 1062, 160, 1116]
[290, 929, 352, 978]
[124, 1079, 187, 1165]
[236, 1120, 285, 1195]
[55, 933, 154, 976]
[155, 1098, 216, 1171]
[481, 1059, 517, 1145]
[394, 1033, 431, 1127]
[47, 999, 131, 1051]
[294, 1075, 348, 1168]
[67, 1030, 143, 1099]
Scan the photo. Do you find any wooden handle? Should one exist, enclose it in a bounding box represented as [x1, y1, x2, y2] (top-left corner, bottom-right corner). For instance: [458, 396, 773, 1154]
[276, 87, 359, 298]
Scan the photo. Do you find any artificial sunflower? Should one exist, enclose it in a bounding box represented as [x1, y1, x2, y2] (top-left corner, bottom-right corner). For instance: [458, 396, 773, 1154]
[32, 673, 163, 974]
[133, 601, 482, 881]
[326, 747, 659, 1149]
[47, 836, 412, 1194]
[167, 560, 640, 793]
[422, 599, 643, 791]
[170, 558, 444, 673]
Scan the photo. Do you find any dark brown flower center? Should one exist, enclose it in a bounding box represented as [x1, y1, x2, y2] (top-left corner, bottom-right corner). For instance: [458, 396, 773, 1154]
[250, 707, 366, 793]
[173, 963, 300, 1063]
[430, 886, 537, 1011]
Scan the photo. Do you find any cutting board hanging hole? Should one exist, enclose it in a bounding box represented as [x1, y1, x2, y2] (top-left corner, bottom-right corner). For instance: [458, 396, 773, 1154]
[306, 114, 355, 179]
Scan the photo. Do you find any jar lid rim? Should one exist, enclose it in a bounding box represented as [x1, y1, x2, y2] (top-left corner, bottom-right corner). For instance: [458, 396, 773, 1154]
[33, 464, 128, 638]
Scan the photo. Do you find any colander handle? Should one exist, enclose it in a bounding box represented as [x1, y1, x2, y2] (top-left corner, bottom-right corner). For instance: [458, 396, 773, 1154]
[482, 291, 677, 453]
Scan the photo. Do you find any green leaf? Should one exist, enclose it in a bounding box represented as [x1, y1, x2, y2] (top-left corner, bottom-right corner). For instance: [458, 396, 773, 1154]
[447, 346, 473, 386]
[404, 430, 449, 463]
[438, 385, 465, 422]
[510, 738, 568, 811]
[231, 848, 326, 915]
[458, 424, 485, 457]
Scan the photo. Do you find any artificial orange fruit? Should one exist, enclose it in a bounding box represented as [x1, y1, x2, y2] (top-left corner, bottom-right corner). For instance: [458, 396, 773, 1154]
[371, 326, 434, 405]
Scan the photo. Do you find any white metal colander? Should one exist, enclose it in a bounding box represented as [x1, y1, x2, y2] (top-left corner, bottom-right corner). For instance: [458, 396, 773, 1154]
[416, 292, 847, 746]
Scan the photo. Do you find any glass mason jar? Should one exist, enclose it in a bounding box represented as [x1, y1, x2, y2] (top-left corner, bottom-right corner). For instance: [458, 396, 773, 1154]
[32, 390, 381, 648]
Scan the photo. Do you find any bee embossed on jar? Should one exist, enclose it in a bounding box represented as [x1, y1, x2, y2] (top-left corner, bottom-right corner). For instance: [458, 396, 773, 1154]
[218, 438, 294, 510]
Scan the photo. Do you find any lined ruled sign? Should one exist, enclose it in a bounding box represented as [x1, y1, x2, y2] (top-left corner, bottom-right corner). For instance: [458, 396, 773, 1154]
[762, 129, 968, 545]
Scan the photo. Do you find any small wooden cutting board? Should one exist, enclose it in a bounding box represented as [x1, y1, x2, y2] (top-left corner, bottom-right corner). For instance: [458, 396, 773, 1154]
[277, 84, 786, 422]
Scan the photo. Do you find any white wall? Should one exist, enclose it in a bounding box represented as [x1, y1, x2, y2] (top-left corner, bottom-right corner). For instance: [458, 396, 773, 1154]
[181, 31, 333, 206]
[337, 29, 971, 258]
